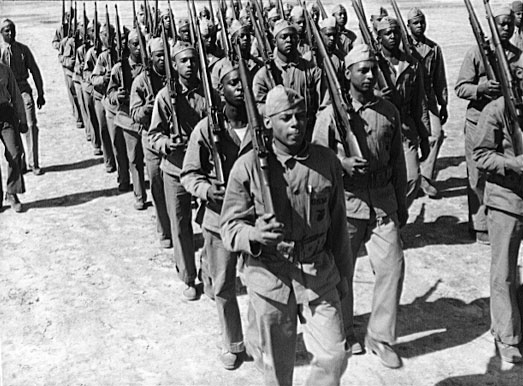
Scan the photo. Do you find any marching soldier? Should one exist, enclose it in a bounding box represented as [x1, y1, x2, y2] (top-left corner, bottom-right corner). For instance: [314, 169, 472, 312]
[130, 37, 171, 247]
[408, 8, 448, 198]
[106, 30, 147, 210]
[511, 1, 523, 51]
[319, 17, 346, 85]
[0, 62, 27, 212]
[313, 44, 407, 369]
[0, 19, 45, 176]
[377, 16, 430, 209]
[178, 18, 192, 43]
[181, 62, 249, 370]
[148, 41, 207, 301]
[473, 57, 523, 364]
[455, 5, 520, 244]
[220, 85, 350, 385]
[73, 17, 92, 145]
[332, 4, 357, 55]
[200, 20, 224, 74]
[289, 6, 311, 60]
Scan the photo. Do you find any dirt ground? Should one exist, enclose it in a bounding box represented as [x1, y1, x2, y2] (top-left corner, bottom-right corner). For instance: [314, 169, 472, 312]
[1, 0, 523, 385]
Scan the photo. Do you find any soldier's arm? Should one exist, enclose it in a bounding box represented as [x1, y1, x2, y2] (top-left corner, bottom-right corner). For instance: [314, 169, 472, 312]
[180, 119, 213, 200]
[24, 45, 44, 98]
[390, 106, 407, 221]
[433, 44, 448, 108]
[91, 54, 109, 93]
[61, 39, 76, 71]
[52, 27, 62, 50]
[130, 75, 153, 125]
[455, 46, 484, 101]
[412, 64, 431, 140]
[252, 67, 268, 116]
[8, 67, 27, 125]
[106, 63, 122, 106]
[148, 90, 172, 156]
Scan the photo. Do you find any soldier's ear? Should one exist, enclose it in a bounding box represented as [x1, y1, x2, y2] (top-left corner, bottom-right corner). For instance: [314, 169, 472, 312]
[264, 116, 272, 129]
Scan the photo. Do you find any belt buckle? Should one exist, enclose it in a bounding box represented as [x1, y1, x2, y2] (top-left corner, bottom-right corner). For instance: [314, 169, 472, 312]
[278, 241, 298, 264]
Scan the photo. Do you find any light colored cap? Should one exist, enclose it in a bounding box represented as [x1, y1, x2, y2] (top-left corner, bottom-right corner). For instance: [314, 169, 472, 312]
[407, 7, 424, 21]
[148, 37, 164, 53]
[307, 3, 319, 14]
[290, 5, 304, 20]
[513, 1, 523, 13]
[172, 40, 196, 58]
[200, 19, 216, 36]
[344, 44, 376, 67]
[268, 8, 281, 20]
[230, 19, 249, 38]
[493, 5, 514, 18]
[160, 8, 170, 18]
[128, 29, 139, 42]
[377, 16, 399, 32]
[370, 6, 388, 19]
[1, 19, 14, 31]
[225, 8, 235, 19]
[100, 23, 115, 33]
[273, 19, 297, 38]
[239, 9, 249, 19]
[319, 16, 337, 31]
[217, 59, 238, 83]
[331, 4, 346, 15]
[265, 85, 305, 117]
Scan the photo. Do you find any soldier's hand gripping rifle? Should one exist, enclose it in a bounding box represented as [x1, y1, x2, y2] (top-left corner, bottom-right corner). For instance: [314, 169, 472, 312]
[390, 0, 414, 57]
[189, 0, 226, 184]
[305, 7, 362, 158]
[234, 39, 275, 215]
[352, 0, 397, 96]
[464, 0, 497, 81]
[484, 0, 523, 155]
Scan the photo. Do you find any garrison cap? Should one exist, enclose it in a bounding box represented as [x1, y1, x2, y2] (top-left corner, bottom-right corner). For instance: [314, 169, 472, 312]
[172, 40, 196, 58]
[87, 20, 99, 30]
[265, 85, 305, 117]
[273, 20, 297, 38]
[407, 7, 425, 21]
[239, 9, 250, 19]
[290, 5, 304, 20]
[307, 3, 319, 14]
[377, 16, 399, 32]
[319, 17, 337, 31]
[513, 1, 523, 13]
[370, 6, 388, 19]
[217, 59, 238, 83]
[268, 8, 281, 20]
[225, 8, 235, 19]
[1, 18, 15, 31]
[147, 37, 164, 54]
[230, 20, 249, 38]
[100, 23, 115, 33]
[493, 5, 513, 18]
[160, 8, 170, 18]
[331, 4, 346, 15]
[199, 19, 216, 36]
[345, 44, 376, 68]
[128, 29, 139, 42]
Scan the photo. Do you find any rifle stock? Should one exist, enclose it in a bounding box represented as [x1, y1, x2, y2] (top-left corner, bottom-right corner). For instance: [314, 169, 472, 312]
[105, 4, 113, 68]
[316, 0, 327, 20]
[115, 5, 123, 62]
[83, 2, 88, 47]
[94, 2, 100, 54]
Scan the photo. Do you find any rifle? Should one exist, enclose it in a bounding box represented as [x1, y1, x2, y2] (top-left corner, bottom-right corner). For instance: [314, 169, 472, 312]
[147, 0, 154, 36]
[390, 0, 414, 57]
[74, 1, 77, 41]
[464, 0, 497, 81]
[234, 40, 275, 215]
[161, 19, 183, 146]
[251, 0, 278, 87]
[277, 0, 285, 20]
[154, 0, 159, 36]
[484, 0, 523, 155]
[83, 2, 88, 47]
[189, 0, 226, 184]
[105, 4, 113, 68]
[115, 5, 123, 63]
[135, 14, 150, 69]
[187, 0, 197, 45]
[168, 0, 178, 43]
[352, 0, 396, 93]
[94, 1, 100, 54]
[62, 0, 68, 38]
[316, 0, 328, 20]
[143, 0, 150, 34]
[218, 1, 233, 61]
[133, 0, 138, 30]
[305, 7, 362, 158]
[208, 0, 216, 24]
[302, 0, 317, 66]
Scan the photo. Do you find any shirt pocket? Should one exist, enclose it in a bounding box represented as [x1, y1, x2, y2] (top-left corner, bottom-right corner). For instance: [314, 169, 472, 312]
[307, 186, 331, 232]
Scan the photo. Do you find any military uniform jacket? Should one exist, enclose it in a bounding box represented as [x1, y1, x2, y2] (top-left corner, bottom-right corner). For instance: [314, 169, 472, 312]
[313, 96, 407, 220]
[411, 36, 448, 115]
[59, 36, 77, 75]
[511, 29, 523, 51]
[0, 62, 26, 125]
[148, 82, 208, 176]
[380, 50, 430, 144]
[337, 28, 357, 55]
[106, 57, 145, 133]
[456, 43, 521, 124]
[474, 97, 523, 216]
[91, 48, 118, 103]
[82, 46, 99, 94]
[181, 115, 253, 233]
[220, 142, 351, 305]
[73, 44, 87, 83]
[0, 41, 44, 96]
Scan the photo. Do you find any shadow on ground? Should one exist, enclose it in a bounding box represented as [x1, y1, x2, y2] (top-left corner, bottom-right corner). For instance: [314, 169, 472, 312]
[44, 158, 104, 173]
[24, 187, 120, 209]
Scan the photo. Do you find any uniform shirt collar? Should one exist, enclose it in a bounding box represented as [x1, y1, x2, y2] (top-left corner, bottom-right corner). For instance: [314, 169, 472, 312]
[350, 93, 379, 113]
[272, 140, 310, 166]
[273, 49, 300, 69]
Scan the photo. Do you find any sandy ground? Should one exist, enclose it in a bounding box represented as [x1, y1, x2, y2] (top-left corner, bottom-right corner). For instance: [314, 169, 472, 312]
[1, 0, 523, 385]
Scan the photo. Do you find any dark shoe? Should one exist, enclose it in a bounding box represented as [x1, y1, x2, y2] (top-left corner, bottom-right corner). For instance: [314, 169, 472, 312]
[183, 282, 198, 301]
[159, 238, 172, 249]
[106, 166, 116, 173]
[365, 335, 402, 369]
[76, 122, 84, 129]
[5, 193, 23, 213]
[220, 351, 241, 370]
[420, 176, 439, 198]
[32, 167, 43, 176]
[118, 183, 130, 193]
[495, 339, 522, 363]
[93, 148, 103, 156]
[346, 334, 364, 355]
[134, 199, 146, 211]
[476, 231, 490, 245]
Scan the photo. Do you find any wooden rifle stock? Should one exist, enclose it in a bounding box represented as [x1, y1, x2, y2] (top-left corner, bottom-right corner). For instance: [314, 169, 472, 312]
[234, 41, 275, 215]
[484, 0, 523, 155]
[218, 3, 233, 61]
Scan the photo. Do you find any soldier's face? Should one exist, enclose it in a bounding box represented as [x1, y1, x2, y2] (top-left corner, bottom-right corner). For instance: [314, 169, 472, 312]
[292, 15, 305, 35]
[236, 31, 251, 51]
[1, 24, 15, 44]
[162, 15, 171, 31]
[151, 50, 165, 74]
[408, 17, 426, 38]
[128, 36, 141, 59]
[515, 11, 523, 28]
[179, 27, 191, 42]
[334, 10, 347, 27]
[496, 15, 515, 42]
[174, 50, 198, 80]
[222, 70, 244, 106]
[269, 17, 280, 29]
[347, 60, 378, 92]
[311, 9, 320, 24]
[321, 28, 337, 50]
[265, 107, 307, 152]
[275, 29, 298, 55]
[240, 15, 253, 29]
[379, 27, 400, 50]
[201, 32, 216, 50]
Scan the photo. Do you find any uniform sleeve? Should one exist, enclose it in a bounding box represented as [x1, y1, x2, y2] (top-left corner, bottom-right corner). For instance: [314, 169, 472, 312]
[180, 119, 213, 201]
[106, 63, 122, 106]
[8, 68, 26, 125]
[83, 49, 95, 81]
[220, 157, 261, 255]
[91, 54, 109, 93]
[52, 27, 62, 50]
[252, 66, 269, 116]
[390, 106, 407, 217]
[130, 74, 153, 126]
[455, 46, 484, 101]
[327, 156, 351, 277]
[433, 44, 448, 107]
[412, 63, 430, 139]
[24, 45, 44, 97]
[473, 100, 511, 176]
[61, 39, 76, 71]
[148, 90, 171, 156]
